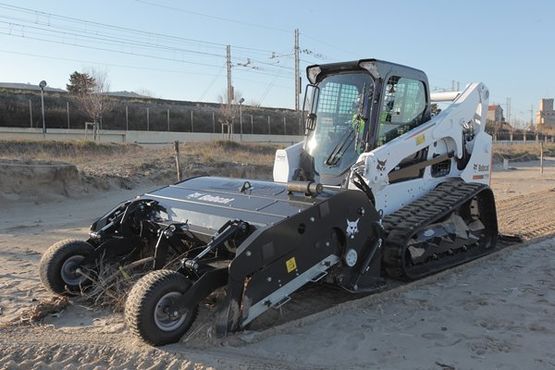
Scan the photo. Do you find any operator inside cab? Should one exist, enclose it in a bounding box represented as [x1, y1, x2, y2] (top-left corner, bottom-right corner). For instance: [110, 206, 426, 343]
[351, 94, 366, 154]
[304, 71, 373, 185]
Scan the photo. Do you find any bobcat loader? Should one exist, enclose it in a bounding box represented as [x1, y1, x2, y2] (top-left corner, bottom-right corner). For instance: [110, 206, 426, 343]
[39, 59, 498, 345]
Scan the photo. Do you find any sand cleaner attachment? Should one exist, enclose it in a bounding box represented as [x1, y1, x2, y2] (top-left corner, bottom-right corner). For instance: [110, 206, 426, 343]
[39, 176, 383, 345]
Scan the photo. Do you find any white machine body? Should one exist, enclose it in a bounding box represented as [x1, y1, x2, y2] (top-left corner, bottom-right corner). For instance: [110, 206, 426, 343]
[274, 82, 493, 217]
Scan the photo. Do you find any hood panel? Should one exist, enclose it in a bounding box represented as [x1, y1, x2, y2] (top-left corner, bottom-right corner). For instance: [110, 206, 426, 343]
[142, 177, 336, 235]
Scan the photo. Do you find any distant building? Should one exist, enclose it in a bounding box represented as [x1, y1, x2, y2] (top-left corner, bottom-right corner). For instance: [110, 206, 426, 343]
[487, 104, 504, 122]
[536, 98, 555, 129]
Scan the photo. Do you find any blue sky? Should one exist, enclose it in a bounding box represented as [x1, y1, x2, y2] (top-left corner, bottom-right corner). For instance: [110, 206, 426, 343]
[0, 0, 553, 125]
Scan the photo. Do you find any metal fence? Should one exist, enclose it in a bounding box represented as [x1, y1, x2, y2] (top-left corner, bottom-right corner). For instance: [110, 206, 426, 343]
[492, 132, 555, 143]
[0, 91, 305, 136]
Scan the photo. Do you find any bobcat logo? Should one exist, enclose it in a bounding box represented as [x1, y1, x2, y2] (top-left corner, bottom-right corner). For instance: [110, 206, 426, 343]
[346, 218, 360, 239]
[376, 159, 387, 172]
[473, 163, 490, 172]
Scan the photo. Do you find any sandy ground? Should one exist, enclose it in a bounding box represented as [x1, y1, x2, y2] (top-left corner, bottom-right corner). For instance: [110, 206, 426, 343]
[492, 157, 555, 200]
[0, 158, 554, 369]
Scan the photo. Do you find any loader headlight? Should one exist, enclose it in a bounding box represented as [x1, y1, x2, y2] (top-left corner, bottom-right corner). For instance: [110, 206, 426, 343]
[344, 248, 358, 267]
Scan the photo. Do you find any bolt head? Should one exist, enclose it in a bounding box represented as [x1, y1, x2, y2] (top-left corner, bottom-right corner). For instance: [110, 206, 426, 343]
[246, 250, 252, 257]
[310, 216, 315, 222]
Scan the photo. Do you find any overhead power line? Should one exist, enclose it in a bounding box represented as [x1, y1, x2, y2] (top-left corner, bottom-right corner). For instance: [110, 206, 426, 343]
[0, 2, 279, 55]
[134, 0, 291, 34]
[0, 17, 225, 59]
[0, 48, 291, 89]
[0, 26, 224, 68]
[259, 69, 285, 105]
[0, 4, 297, 74]
[0, 48, 223, 76]
[300, 32, 358, 59]
[0, 2, 331, 70]
[0, 21, 294, 76]
[132, 0, 347, 62]
[0, 1, 311, 104]
[198, 64, 226, 101]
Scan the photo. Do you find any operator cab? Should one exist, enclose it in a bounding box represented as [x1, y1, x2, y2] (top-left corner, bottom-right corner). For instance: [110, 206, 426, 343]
[299, 59, 431, 186]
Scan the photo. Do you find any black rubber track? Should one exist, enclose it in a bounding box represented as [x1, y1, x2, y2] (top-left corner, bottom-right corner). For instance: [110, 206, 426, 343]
[382, 180, 498, 281]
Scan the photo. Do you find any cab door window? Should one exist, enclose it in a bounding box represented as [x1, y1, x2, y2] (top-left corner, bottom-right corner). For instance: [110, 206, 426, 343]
[378, 76, 426, 145]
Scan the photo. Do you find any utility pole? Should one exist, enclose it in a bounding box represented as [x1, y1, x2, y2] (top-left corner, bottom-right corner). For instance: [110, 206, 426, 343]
[294, 28, 301, 111]
[226, 45, 233, 106]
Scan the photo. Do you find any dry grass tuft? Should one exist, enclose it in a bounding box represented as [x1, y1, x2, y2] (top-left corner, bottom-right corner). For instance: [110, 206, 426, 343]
[0, 139, 139, 160]
[76, 249, 187, 312]
[77, 255, 155, 311]
[1, 296, 69, 327]
[179, 140, 279, 166]
[0, 139, 278, 186]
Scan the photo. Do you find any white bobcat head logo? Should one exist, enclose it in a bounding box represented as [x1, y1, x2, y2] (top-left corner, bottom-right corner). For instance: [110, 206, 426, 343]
[346, 218, 360, 239]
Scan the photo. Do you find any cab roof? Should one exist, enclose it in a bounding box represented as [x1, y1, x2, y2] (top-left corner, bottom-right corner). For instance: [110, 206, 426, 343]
[306, 59, 428, 85]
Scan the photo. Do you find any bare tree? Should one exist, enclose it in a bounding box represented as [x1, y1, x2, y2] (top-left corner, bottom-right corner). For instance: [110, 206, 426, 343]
[69, 68, 114, 137]
[217, 89, 242, 140]
[216, 88, 243, 106]
[217, 104, 237, 141]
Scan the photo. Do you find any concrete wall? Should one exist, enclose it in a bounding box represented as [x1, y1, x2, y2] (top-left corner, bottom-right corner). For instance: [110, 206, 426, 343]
[0, 127, 304, 146]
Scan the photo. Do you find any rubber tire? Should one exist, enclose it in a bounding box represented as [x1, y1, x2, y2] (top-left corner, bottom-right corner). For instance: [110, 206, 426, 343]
[39, 239, 96, 295]
[125, 270, 198, 346]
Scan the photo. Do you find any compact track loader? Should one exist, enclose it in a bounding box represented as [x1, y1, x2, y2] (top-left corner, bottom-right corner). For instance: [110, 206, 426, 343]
[39, 59, 498, 346]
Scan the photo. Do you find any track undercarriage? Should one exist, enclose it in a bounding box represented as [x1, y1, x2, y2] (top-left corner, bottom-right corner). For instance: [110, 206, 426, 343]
[383, 180, 498, 280]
